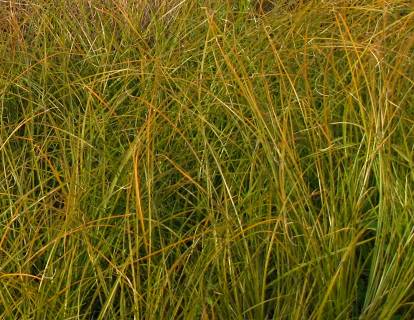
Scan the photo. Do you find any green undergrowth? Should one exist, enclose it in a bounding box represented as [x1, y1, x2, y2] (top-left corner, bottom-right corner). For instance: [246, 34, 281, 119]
[1, 0, 413, 319]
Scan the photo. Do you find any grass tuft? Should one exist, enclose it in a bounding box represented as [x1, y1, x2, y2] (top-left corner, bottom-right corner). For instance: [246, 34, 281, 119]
[1, 0, 413, 319]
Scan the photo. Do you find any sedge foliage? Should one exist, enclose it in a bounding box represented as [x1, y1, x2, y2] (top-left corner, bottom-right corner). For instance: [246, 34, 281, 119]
[1, 0, 413, 319]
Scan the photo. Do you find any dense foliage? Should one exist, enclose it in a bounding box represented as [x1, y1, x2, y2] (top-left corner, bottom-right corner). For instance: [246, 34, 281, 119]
[1, 1, 413, 319]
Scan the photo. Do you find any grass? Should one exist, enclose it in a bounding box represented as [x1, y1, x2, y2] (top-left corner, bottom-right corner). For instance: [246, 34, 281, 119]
[0, 0, 413, 319]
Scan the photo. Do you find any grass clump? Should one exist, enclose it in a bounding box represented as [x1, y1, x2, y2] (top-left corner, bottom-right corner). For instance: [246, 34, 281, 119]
[1, 0, 413, 319]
